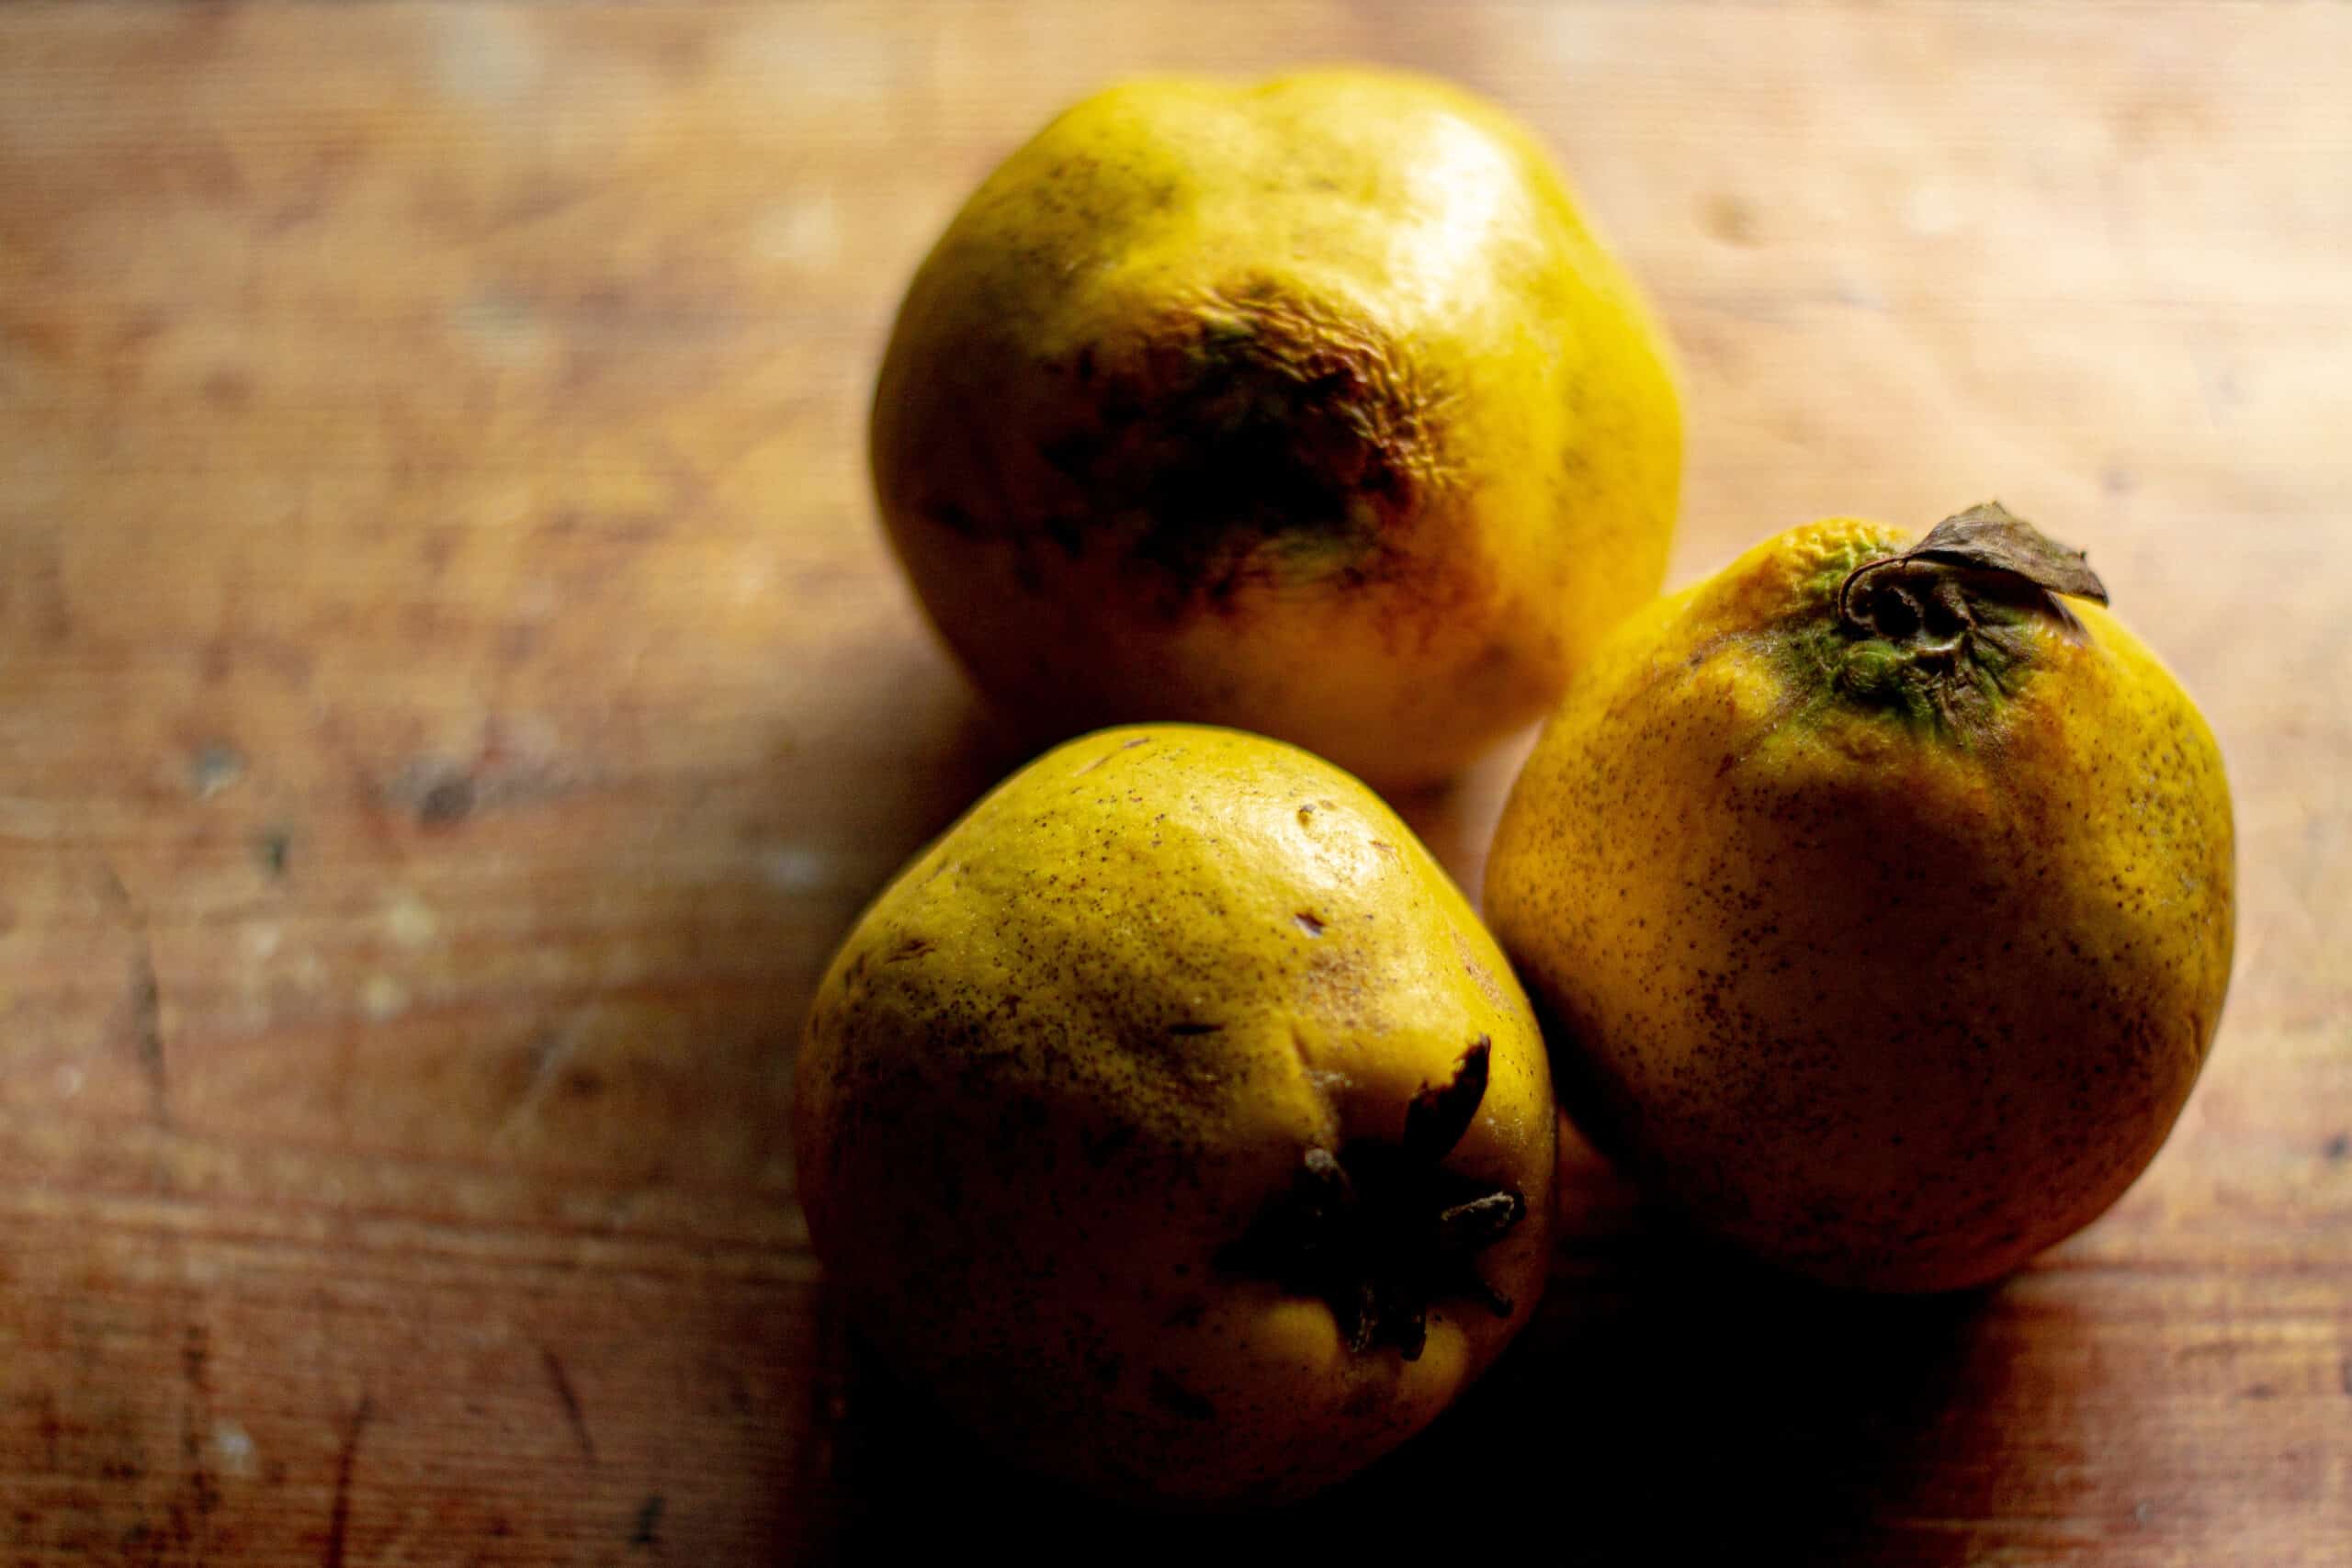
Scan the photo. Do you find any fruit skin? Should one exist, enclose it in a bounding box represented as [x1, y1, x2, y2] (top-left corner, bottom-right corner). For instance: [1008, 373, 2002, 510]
[1485, 515, 2234, 1292]
[794, 725, 1555, 1505]
[870, 68, 1680, 791]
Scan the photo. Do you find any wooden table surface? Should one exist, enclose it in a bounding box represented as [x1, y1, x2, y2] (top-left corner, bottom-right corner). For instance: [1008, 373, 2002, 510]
[2, 3, 2346, 1562]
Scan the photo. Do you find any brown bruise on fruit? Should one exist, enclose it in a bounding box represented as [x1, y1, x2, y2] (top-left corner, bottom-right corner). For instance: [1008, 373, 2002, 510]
[1219, 1039, 1527, 1360]
[928, 278, 1455, 617]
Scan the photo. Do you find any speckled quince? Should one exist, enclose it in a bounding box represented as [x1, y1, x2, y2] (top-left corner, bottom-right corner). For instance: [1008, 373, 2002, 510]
[869, 68, 1681, 791]
[1486, 505, 2235, 1292]
[793, 725, 1555, 1505]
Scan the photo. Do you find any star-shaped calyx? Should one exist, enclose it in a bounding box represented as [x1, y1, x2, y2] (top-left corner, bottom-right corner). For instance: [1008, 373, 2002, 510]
[1219, 1037, 1527, 1360]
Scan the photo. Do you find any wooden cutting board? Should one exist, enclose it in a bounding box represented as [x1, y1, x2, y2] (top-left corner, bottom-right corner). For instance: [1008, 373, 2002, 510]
[0, 4, 2345, 1562]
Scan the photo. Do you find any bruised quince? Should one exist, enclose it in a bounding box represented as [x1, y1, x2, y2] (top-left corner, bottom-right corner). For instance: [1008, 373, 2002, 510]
[1487, 505, 2234, 1292]
[870, 69, 1680, 790]
[794, 726, 1555, 1503]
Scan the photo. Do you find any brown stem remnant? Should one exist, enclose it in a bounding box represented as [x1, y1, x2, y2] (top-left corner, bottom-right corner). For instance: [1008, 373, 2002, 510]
[1838, 501, 2109, 645]
[1818, 503, 2112, 734]
[1220, 1038, 1526, 1360]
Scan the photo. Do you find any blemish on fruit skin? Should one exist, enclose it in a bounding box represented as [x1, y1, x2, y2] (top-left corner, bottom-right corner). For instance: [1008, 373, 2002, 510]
[1023, 281, 1449, 615]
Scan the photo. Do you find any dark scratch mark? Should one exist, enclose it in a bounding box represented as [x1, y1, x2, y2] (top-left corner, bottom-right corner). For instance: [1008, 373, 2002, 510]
[415, 775, 476, 827]
[129, 948, 164, 1124]
[629, 1494, 664, 1550]
[96, 858, 169, 1126]
[323, 1394, 373, 1568]
[380, 749, 584, 829]
[254, 828, 292, 878]
[175, 1324, 223, 1532]
[380, 758, 477, 827]
[540, 1348, 596, 1463]
[182, 1325, 210, 1401]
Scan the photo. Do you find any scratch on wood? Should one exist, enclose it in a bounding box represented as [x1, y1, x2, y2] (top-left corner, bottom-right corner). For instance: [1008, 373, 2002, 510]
[497, 1029, 575, 1142]
[171, 1324, 224, 1538]
[323, 1394, 373, 1568]
[541, 1347, 597, 1462]
[130, 945, 166, 1123]
[96, 856, 170, 1125]
[630, 1494, 664, 1550]
[254, 827, 293, 878]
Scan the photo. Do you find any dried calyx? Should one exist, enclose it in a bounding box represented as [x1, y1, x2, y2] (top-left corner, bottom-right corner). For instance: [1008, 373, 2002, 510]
[1826, 502, 2109, 731]
[1220, 1039, 1525, 1361]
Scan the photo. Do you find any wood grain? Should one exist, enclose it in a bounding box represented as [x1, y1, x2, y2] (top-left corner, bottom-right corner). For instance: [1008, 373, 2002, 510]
[0, 3, 2345, 1562]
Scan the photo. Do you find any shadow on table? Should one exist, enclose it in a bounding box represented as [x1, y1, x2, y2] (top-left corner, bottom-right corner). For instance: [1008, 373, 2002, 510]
[782, 1156, 2019, 1567]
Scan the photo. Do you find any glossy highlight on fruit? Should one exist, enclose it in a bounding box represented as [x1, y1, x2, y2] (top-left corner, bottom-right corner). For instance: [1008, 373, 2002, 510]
[1486, 505, 2234, 1292]
[871, 68, 1681, 790]
[795, 725, 1555, 1503]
